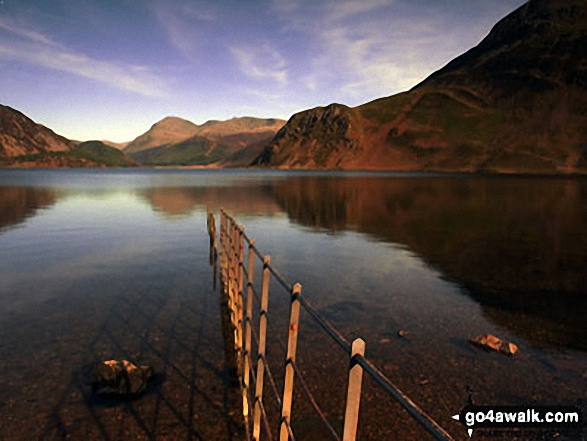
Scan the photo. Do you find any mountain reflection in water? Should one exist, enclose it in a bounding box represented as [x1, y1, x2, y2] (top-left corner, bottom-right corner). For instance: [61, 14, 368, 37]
[271, 176, 587, 350]
[1, 171, 586, 350]
[0, 186, 56, 232]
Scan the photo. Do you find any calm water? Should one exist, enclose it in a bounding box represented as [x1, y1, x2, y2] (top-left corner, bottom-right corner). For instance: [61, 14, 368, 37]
[0, 169, 586, 440]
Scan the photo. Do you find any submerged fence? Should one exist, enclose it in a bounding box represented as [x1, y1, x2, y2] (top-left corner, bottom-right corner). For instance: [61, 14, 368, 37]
[210, 209, 455, 441]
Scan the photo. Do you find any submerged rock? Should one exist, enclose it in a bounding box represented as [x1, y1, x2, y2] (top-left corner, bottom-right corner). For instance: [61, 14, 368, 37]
[469, 334, 518, 356]
[92, 360, 154, 396]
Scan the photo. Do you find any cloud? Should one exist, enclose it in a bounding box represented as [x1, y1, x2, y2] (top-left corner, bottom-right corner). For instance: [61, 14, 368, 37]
[268, 0, 455, 102]
[230, 44, 288, 86]
[150, 0, 215, 58]
[315, 24, 434, 99]
[325, 0, 395, 22]
[270, 0, 300, 14]
[0, 18, 169, 98]
[244, 88, 284, 101]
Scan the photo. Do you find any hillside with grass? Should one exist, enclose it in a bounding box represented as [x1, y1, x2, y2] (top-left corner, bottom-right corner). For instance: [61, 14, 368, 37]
[254, 0, 587, 174]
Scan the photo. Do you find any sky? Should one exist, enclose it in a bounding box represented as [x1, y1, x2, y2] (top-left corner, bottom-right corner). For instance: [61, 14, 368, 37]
[0, 0, 526, 143]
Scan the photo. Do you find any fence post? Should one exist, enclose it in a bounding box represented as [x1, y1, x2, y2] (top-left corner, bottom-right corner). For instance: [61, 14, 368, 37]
[279, 283, 302, 441]
[207, 208, 217, 265]
[220, 211, 227, 285]
[253, 256, 271, 441]
[227, 218, 235, 336]
[342, 338, 366, 441]
[231, 222, 240, 350]
[236, 226, 245, 372]
[243, 239, 255, 419]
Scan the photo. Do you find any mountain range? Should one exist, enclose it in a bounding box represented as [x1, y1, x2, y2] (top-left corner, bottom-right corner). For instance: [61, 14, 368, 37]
[1, 0, 586, 172]
[123, 116, 285, 166]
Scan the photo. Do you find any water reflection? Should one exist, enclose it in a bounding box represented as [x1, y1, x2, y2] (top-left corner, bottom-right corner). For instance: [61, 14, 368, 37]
[1, 172, 586, 350]
[140, 185, 280, 217]
[0, 186, 56, 232]
[270, 176, 587, 349]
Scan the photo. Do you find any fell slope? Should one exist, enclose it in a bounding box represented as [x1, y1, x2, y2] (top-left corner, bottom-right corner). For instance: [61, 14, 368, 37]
[254, 0, 587, 173]
[0, 105, 73, 158]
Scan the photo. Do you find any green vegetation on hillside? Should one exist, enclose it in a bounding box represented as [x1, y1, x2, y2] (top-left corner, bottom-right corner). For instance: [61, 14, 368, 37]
[70, 141, 137, 166]
[130, 137, 229, 165]
[1, 141, 137, 167]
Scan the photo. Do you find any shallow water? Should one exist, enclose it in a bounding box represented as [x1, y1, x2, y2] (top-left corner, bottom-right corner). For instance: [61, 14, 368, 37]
[0, 169, 585, 440]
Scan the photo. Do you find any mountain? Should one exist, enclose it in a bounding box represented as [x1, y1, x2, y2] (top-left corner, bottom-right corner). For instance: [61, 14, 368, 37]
[101, 140, 130, 150]
[69, 141, 139, 167]
[128, 116, 285, 166]
[124, 117, 199, 154]
[0, 105, 73, 158]
[253, 0, 587, 174]
[0, 105, 138, 167]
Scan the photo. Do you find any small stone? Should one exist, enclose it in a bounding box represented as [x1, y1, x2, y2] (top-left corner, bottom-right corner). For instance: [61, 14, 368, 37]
[398, 330, 408, 338]
[469, 334, 518, 356]
[379, 338, 391, 344]
[92, 359, 154, 396]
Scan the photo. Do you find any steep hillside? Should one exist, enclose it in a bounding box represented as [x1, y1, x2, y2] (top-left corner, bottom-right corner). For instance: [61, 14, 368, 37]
[254, 0, 587, 174]
[0, 105, 73, 158]
[0, 106, 138, 167]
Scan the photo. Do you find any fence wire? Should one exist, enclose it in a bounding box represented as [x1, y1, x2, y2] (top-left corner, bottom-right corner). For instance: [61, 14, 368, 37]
[219, 210, 454, 441]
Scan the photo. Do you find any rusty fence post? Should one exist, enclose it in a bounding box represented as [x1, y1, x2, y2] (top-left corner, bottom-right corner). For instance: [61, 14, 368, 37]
[243, 239, 256, 420]
[253, 255, 271, 440]
[342, 338, 366, 441]
[279, 283, 302, 441]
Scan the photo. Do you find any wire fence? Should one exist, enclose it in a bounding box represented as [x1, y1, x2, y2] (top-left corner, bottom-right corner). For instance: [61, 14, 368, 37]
[210, 209, 455, 441]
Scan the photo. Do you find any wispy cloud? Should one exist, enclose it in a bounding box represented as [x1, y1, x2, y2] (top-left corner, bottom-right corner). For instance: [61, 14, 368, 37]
[269, 0, 451, 101]
[230, 43, 288, 86]
[0, 18, 169, 98]
[316, 24, 434, 98]
[325, 0, 395, 22]
[150, 0, 215, 58]
[244, 88, 284, 101]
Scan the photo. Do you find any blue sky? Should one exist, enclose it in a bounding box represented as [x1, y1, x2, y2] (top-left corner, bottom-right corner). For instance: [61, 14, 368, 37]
[0, 0, 525, 142]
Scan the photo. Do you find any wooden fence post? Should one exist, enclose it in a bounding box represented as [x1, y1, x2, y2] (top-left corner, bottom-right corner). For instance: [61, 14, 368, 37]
[243, 239, 255, 419]
[220, 211, 227, 285]
[236, 226, 245, 370]
[253, 256, 271, 441]
[279, 283, 302, 441]
[231, 222, 239, 349]
[342, 338, 366, 441]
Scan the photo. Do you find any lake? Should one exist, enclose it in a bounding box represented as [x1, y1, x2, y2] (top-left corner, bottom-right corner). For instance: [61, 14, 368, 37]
[0, 168, 585, 440]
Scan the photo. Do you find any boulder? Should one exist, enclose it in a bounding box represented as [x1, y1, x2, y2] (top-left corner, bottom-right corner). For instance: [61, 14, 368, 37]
[469, 334, 518, 356]
[92, 360, 154, 396]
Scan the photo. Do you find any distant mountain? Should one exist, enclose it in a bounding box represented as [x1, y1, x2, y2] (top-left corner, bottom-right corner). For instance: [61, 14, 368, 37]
[128, 116, 285, 166]
[254, 0, 587, 174]
[0, 105, 73, 158]
[70, 141, 139, 167]
[124, 117, 199, 154]
[101, 140, 130, 150]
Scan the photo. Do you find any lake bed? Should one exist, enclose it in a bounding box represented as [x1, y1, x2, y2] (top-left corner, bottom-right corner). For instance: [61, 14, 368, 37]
[0, 169, 585, 440]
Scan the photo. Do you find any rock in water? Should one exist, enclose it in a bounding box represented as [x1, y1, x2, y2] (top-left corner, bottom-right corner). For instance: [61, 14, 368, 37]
[469, 334, 518, 356]
[92, 360, 154, 396]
